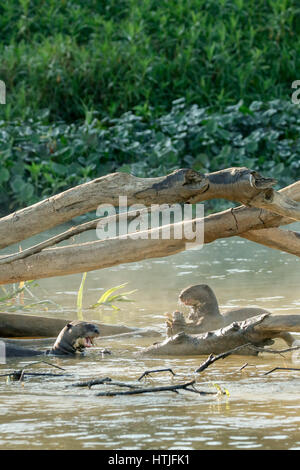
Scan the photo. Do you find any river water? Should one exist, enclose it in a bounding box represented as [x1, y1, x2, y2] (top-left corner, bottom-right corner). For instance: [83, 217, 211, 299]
[0, 224, 299, 450]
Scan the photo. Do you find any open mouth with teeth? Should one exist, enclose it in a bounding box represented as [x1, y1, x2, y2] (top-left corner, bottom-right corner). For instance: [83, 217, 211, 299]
[73, 332, 99, 351]
[179, 295, 198, 307]
[84, 336, 94, 348]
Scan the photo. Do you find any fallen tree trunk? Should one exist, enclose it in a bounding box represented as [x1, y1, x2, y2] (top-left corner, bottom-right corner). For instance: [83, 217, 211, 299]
[0, 169, 298, 284]
[140, 314, 300, 356]
[242, 227, 300, 256]
[249, 188, 300, 222]
[0, 210, 140, 266]
[0, 195, 299, 284]
[2, 166, 298, 250]
[0, 312, 158, 338]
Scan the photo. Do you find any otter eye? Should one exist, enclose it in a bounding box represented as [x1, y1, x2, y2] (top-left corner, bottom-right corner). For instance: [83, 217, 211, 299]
[66, 323, 72, 329]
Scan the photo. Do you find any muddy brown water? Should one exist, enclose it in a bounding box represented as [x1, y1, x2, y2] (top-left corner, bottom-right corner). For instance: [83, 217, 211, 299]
[0, 224, 299, 450]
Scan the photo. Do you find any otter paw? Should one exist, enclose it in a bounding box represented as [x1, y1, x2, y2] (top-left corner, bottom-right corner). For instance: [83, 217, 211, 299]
[166, 311, 187, 337]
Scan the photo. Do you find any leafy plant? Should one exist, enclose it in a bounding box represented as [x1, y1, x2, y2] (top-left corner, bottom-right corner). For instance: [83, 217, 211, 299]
[89, 283, 137, 311]
[76, 273, 136, 320]
[0, 280, 58, 312]
[76, 272, 87, 321]
[0, 0, 299, 122]
[0, 98, 299, 214]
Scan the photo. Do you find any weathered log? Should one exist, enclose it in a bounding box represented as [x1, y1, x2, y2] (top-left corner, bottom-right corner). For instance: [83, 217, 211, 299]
[0, 210, 141, 266]
[0, 166, 292, 250]
[0, 168, 206, 249]
[141, 314, 300, 356]
[0, 170, 298, 284]
[0, 194, 298, 285]
[242, 227, 300, 256]
[249, 188, 300, 221]
[0, 312, 158, 338]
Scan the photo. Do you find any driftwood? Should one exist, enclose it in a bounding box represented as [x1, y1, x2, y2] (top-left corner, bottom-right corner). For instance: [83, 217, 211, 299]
[0, 311, 158, 338]
[0, 168, 299, 284]
[93, 380, 215, 397]
[0, 185, 299, 284]
[195, 344, 300, 373]
[242, 227, 300, 257]
[141, 314, 300, 356]
[1, 167, 299, 252]
[263, 367, 300, 376]
[0, 210, 142, 266]
[0, 167, 278, 249]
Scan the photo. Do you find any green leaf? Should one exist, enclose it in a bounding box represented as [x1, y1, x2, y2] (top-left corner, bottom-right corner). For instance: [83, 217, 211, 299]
[0, 168, 10, 184]
[77, 272, 87, 320]
[92, 283, 128, 306]
[89, 284, 137, 310]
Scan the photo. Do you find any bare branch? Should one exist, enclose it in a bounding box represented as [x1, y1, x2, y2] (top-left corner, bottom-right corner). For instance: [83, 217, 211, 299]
[94, 380, 197, 396]
[0, 167, 285, 250]
[195, 344, 252, 373]
[264, 367, 300, 376]
[138, 368, 176, 381]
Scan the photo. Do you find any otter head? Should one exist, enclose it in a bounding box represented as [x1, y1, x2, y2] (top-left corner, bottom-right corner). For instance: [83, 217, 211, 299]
[50, 321, 100, 355]
[179, 284, 221, 319]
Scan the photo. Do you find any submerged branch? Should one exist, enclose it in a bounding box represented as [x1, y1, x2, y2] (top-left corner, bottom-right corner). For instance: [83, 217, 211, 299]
[69, 377, 112, 388]
[195, 344, 252, 373]
[263, 367, 300, 376]
[138, 368, 176, 381]
[94, 380, 197, 396]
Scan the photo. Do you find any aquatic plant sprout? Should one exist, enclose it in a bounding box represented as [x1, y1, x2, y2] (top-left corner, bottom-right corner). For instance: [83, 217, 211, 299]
[76, 274, 137, 320]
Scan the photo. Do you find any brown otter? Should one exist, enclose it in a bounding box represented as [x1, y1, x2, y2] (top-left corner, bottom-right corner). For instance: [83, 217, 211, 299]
[166, 284, 294, 346]
[3, 321, 100, 358]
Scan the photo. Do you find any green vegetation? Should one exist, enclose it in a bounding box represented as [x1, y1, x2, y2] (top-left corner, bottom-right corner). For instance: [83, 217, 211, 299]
[0, 0, 299, 214]
[0, 0, 299, 122]
[1, 99, 299, 213]
[76, 275, 136, 320]
[0, 280, 60, 312]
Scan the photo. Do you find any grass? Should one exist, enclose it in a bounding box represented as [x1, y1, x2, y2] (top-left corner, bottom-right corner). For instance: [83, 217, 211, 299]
[0, 0, 299, 122]
[0, 280, 61, 312]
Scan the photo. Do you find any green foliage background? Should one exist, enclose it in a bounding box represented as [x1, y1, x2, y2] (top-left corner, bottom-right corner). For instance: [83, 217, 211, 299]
[0, 0, 299, 213]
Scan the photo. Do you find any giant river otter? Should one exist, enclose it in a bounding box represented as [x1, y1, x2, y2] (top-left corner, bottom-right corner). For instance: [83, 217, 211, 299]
[2, 321, 100, 358]
[166, 284, 294, 346]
